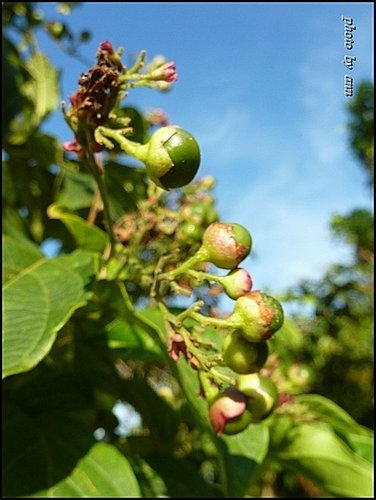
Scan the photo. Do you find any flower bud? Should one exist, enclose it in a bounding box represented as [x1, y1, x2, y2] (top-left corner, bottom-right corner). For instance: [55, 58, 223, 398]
[232, 291, 284, 342]
[236, 373, 279, 421]
[145, 126, 201, 189]
[167, 333, 188, 362]
[201, 222, 252, 269]
[223, 330, 269, 374]
[220, 268, 252, 299]
[147, 61, 178, 83]
[209, 387, 252, 436]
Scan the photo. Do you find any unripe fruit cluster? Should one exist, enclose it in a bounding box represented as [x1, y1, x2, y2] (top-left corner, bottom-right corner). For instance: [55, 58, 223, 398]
[185, 223, 284, 436]
[209, 374, 279, 436]
[162, 219, 284, 437]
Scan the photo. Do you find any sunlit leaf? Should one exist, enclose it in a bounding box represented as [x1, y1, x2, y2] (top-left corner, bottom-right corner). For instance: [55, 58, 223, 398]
[48, 203, 108, 252]
[3, 251, 98, 378]
[269, 416, 373, 498]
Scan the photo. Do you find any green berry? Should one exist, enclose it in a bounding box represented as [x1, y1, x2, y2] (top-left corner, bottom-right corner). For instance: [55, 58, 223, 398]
[209, 387, 251, 436]
[178, 221, 204, 242]
[223, 331, 269, 374]
[236, 373, 279, 421]
[202, 222, 252, 269]
[232, 291, 284, 342]
[222, 408, 253, 435]
[145, 126, 200, 189]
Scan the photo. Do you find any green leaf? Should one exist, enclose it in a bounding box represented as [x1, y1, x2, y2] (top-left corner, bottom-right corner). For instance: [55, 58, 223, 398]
[296, 393, 372, 435]
[345, 433, 374, 463]
[48, 203, 108, 252]
[104, 161, 147, 220]
[268, 317, 304, 358]
[2, 37, 25, 140]
[144, 455, 218, 497]
[2, 206, 30, 239]
[21, 53, 59, 126]
[2, 251, 98, 378]
[218, 423, 270, 497]
[269, 416, 373, 497]
[4, 403, 140, 497]
[295, 393, 373, 462]
[57, 168, 97, 210]
[105, 317, 164, 363]
[3, 234, 43, 284]
[3, 403, 95, 497]
[35, 443, 141, 498]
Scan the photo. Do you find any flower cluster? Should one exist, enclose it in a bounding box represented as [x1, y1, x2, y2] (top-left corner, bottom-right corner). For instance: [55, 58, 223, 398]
[63, 41, 178, 161]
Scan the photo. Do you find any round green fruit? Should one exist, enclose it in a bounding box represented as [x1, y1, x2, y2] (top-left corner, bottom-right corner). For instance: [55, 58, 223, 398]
[209, 387, 251, 436]
[222, 408, 253, 435]
[236, 373, 279, 421]
[145, 126, 200, 189]
[223, 330, 269, 374]
[232, 291, 284, 342]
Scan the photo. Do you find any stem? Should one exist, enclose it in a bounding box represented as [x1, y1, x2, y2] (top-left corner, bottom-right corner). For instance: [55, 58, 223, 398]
[85, 151, 116, 259]
[125, 50, 146, 75]
[199, 371, 219, 402]
[95, 126, 149, 161]
[190, 311, 235, 330]
[118, 282, 166, 350]
[87, 189, 101, 224]
[187, 269, 224, 285]
[158, 247, 208, 280]
[176, 300, 204, 323]
[158, 300, 215, 371]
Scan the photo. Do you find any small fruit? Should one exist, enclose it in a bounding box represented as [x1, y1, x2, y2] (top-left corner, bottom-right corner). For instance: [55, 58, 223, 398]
[220, 268, 252, 300]
[201, 222, 252, 269]
[223, 330, 269, 374]
[160, 221, 252, 279]
[178, 221, 204, 242]
[209, 387, 252, 436]
[231, 291, 284, 342]
[145, 126, 201, 189]
[236, 373, 279, 421]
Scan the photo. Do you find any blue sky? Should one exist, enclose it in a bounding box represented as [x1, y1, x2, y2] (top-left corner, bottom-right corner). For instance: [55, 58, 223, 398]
[34, 2, 373, 306]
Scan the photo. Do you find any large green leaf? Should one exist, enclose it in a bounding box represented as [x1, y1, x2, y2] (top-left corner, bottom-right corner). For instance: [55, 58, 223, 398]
[57, 168, 97, 210]
[21, 53, 59, 126]
[3, 403, 140, 497]
[104, 161, 147, 220]
[48, 203, 108, 252]
[144, 455, 218, 497]
[295, 393, 371, 431]
[3, 403, 94, 497]
[2, 37, 26, 140]
[2, 251, 98, 378]
[219, 424, 270, 497]
[34, 443, 141, 497]
[269, 416, 373, 497]
[295, 393, 373, 462]
[105, 317, 164, 363]
[2, 234, 43, 284]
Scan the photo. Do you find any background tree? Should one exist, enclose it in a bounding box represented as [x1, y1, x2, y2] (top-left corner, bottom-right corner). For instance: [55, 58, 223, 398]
[280, 81, 374, 428]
